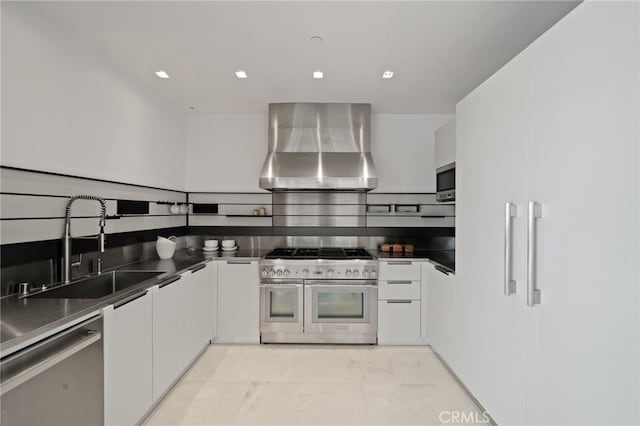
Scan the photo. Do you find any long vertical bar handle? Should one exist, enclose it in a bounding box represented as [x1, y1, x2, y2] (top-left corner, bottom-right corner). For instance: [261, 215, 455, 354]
[504, 203, 517, 296]
[527, 202, 543, 306]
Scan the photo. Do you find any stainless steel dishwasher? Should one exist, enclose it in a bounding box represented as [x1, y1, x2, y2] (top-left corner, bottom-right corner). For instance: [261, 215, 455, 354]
[1, 315, 104, 426]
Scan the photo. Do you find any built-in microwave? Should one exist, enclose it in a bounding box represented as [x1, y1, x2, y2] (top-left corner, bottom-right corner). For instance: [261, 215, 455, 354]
[436, 162, 455, 202]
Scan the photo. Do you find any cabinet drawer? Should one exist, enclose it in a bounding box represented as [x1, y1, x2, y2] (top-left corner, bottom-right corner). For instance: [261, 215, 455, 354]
[378, 279, 421, 300]
[378, 260, 421, 281]
[377, 300, 422, 345]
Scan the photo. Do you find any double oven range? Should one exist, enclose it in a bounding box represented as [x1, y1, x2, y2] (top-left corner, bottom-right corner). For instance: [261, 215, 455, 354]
[259, 248, 378, 344]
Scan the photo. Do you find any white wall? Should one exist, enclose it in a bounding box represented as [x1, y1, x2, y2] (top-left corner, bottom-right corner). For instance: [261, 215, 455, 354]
[185, 112, 452, 192]
[371, 114, 452, 192]
[1, 4, 186, 190]
[185, 113, 267, 192]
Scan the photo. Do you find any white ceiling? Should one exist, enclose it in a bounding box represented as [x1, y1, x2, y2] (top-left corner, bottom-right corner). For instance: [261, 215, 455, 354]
[27, 1, 580, 114]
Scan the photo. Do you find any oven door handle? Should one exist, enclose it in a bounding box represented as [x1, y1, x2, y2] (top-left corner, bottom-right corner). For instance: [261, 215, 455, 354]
[260, 283, 303, 288]
[305, 284, 378, 289]
[304, 280, 377, 287]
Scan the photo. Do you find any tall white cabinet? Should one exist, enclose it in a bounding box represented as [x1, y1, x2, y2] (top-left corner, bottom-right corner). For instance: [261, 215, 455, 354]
[455, 2, 639, 425]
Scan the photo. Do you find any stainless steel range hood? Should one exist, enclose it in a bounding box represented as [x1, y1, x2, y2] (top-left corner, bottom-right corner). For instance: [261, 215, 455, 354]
[259, 103, 378, 191]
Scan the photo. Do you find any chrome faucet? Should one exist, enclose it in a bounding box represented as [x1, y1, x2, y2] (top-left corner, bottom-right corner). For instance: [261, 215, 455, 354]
[63, 195, 107, 283]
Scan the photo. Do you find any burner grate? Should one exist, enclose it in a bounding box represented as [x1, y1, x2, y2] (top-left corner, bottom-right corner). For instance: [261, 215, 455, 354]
[264, 247, 374, 260]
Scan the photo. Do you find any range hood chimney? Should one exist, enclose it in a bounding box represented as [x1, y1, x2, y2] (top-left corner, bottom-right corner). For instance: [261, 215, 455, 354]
[259, 103, 378, 191]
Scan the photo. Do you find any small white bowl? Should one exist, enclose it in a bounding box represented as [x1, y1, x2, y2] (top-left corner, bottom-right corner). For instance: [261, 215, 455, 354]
[222, 239, 235, 248]
[204, 239, 218, 248]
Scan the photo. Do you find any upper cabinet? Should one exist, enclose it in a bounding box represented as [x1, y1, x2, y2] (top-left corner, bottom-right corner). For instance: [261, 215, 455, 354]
[434, 119, 456, 169]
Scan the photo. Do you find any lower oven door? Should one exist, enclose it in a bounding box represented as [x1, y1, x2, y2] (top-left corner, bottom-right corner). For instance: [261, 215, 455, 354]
[304, 280, 378, 344]
[260, 281, 304, 342]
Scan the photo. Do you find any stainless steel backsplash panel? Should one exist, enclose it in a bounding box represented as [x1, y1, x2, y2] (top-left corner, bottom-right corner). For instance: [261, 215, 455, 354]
[272, 192, 366, 227]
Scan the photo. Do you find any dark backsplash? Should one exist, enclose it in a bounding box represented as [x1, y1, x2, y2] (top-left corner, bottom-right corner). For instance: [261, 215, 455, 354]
[0, 233, 453, 297]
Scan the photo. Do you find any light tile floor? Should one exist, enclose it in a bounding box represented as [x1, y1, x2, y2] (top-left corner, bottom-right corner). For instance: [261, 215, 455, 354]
[144, 345, 488, 426]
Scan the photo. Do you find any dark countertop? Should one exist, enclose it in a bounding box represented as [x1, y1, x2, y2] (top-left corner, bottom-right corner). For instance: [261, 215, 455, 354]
[374, 249, 455, 273]
[0, 248, 264, 357]
[1, 246, 450, 357]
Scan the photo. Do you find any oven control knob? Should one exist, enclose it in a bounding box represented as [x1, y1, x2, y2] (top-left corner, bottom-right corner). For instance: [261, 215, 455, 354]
[327, 269, 334, 277]
[353, 270, 359, 278]
[276, 270, 283, 277]
[262, 268, 269, 277]
[269, 270, 275, 277]
[302, 269, 309, 277]
[284, 269, 290, 277]
[363, 270, 369, 278]
[345, 270, 352, 277]
[370, 269, 377, 278]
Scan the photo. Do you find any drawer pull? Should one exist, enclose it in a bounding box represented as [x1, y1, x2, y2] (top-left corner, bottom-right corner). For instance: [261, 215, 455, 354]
[434, 266, 451, 276]
[387, 280, 413, 285]
[385, 261, 412, 265]
[189, 263, 206, 273]
[386, 300, 413, 304]
[159, 275, 181, 288]
[114, 291, 147, 309]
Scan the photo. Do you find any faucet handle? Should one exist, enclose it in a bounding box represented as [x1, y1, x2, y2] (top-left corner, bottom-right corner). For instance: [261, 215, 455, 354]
[18, 282, 30, 295]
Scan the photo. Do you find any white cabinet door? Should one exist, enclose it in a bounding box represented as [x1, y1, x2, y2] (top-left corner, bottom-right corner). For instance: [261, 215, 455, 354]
[206, 261, 219, 341]
[377, 300, 421, 345]
[151, 276, 185, 401]
[183, 264, 212, 365]
[217, 260, 260, 343]
[434, 118, 456, 169]
[425, 264, 457, 366]
[103, 291, 153, 426]
[455, 48, 529, 425]
[525, 3, 639, 424]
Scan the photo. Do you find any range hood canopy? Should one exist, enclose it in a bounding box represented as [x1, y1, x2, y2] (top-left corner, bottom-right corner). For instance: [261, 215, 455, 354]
[259, 103, 378, 191]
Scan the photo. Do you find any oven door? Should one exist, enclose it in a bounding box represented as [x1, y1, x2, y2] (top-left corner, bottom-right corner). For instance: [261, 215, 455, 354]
[260, 280, 304, 341]
[303, 280, 378, 343]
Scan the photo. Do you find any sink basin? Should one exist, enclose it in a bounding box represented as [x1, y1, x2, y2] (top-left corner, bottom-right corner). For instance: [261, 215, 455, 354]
[28, 270, 163, 299]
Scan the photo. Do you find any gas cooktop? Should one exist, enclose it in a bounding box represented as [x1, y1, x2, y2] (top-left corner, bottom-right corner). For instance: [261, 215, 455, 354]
[263, 247, 374, 260]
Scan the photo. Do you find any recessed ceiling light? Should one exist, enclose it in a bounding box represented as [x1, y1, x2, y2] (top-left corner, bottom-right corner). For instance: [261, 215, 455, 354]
[310, 36, 323, 46]
[382, 70, 394, 79]
[155, 70, 170, 79]
[313, 71, 324, 79]
[235, 70, 248, 79]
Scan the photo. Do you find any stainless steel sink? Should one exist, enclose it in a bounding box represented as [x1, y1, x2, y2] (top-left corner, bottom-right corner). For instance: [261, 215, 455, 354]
[27, 270, 163, 299]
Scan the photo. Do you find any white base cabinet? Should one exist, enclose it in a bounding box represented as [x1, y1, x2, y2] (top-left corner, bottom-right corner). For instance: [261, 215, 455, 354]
[377, 300, 421, 345]
[151, 275, 185, 401]
[102, 261, 217, 424]
[217, 260, 260, 343]
[184, 264, 214, 363]
[103, 291, 153, 426]
[377, 260, 425, 346]
[425, 263, 457, 367]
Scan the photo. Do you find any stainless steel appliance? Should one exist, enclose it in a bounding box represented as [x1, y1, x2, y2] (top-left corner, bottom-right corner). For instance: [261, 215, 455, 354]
[436, 162, 456, 202]
[260, 248, 377, 344]
[259, 103, 378, 191]
[1, 316, 103, 426]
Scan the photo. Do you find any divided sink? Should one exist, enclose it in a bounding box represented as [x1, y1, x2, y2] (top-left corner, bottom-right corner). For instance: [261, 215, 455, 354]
[28, 270, 163, 299]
